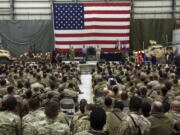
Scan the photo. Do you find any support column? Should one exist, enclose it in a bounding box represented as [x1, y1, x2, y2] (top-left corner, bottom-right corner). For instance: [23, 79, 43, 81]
[172, 0, 176, 19]
[10, 0, 14, 20]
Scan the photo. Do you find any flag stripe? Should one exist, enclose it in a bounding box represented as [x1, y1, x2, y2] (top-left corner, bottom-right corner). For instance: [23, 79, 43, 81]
[85, 25, 130, 29]
[85, 14, 130, 18]
[84, 3, 131, 7]
[84, 6, 131, 11]
[84, 10, 131, 14]
[84, 18, 130, 22]
[55, 37, 129, 41]
[85, 22, 130, 26]
[55, 29, 130, 34]
[55, 33, 129, 37]
[55, 40, 130, 45]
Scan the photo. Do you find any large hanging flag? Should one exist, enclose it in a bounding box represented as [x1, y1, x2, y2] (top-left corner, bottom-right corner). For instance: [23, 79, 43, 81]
[53, 3, 131, 52]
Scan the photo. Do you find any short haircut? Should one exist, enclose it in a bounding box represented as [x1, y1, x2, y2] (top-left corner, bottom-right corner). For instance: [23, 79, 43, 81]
[112, 86, 119, 95]
[121, 92, 128, 100]
[140, 87, 147, 96]
[79, 99, 87, 114]
[0, 79, 6, 86]
[161, 87, 168, 96]
[129, 96, 142, 112]
[163, 101, 170, 113]
[90, 107, 106, 130]
[28, 97, 40, 110]
[2, 96, 17, 111]
[25, 90, 32, 99]
[104, 97, 112, 107]
[114, 101, 124, 111]
[45, 101, 60, 118]
[7, 86, 14, 94]
[141, 102, 151, 117]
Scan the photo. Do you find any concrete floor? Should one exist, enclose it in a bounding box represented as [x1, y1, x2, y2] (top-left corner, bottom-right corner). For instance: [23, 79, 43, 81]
[78, 74, 93, 103]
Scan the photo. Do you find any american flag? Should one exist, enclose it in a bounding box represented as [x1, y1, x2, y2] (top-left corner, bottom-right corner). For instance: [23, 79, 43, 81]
[53, 3, 131, 52]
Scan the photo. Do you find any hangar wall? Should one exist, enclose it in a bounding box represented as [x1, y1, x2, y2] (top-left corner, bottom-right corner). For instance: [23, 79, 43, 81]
[0, 0, 179, 56]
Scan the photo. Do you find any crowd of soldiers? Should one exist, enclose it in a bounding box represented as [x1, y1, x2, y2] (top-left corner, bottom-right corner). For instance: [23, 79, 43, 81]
[89, 61, 180, 135]
[0, 59, 180, 135]
[0, 61, 81, 135]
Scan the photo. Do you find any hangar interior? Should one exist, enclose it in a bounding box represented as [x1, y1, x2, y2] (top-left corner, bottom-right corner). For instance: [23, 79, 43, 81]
[0, 0, 180, 56]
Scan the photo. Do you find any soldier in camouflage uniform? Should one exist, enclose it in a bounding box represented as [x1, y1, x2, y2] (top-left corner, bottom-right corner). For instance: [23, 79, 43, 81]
[71, 104, 93, 134]
[166, 100, 180, 124]
[23, 101, 70, 135]
[75, 107, 107, 135]
[121, 96, 151, 135]
[23, 97, 45, 126]
[105, 101, 127, 135]
[148, 101, 174, 135]
[0, 96, 22, 135]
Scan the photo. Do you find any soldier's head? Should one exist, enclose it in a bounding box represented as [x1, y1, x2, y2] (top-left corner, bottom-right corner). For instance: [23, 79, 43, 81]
[90, 107, 106, 131]
[28, 97, 40, 111]
[161, 86, 168, 97]
[151, 101, 163, 113]
[2, 96, 17, 112]
[17, 81, 23, 89]
[25, 90, 32, 99]
[45, 101, 60, 119]
[0, 79, 6, 86]
[62, 76, 67, 82]
[24, 81, 31, 89]
[163, 101, 170, 113]
[79, 99, 87, 114]
[112, 85, 119, 95]
[129, 96, 142, 113]
[104, 97, 112, 108]
[114, 101, 124, 111]
[170, 100, 180, 111]
[121, 92, 128, 101]
[140, 87, 147, 97]
[49, 81, 56, 90]
[7, 86, 14, 94]
[141, 102, 151, 117]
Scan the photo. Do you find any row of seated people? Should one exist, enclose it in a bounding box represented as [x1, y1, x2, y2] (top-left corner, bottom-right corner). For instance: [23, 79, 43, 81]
[0, 60, 180, 135]
[88, 61, 180, 135]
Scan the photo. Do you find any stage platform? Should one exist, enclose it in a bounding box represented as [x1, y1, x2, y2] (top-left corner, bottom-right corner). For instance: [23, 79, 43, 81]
[64, 61, 97, 74]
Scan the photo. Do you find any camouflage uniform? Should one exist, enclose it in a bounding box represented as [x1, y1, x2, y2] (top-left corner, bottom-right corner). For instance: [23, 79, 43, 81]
[23, 118, 70, 135]
[166, 111, 180, 124]
[105, 109, 127, 135]
[23, 109, 46, 126]
[0, 111, 22, 135]
[75, 129, 106, 135]
[71, 112, 91, 134]
[148, 112, 174, 135]
[122, 112, 151, 135]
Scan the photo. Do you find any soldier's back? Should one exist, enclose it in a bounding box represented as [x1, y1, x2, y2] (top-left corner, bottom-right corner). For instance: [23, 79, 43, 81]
[75, 129, 106, 135]
[166, 111, 180, 124]
[23, 109, 45, 124]
[105, 110, 127, 135]
[148, 113, 174, 135]
[0, 111, 21, 135]
[72, 112, 91, 134]
[24, 118, 70, 135]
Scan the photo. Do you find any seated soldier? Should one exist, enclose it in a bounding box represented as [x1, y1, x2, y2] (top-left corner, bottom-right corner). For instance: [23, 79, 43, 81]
[24, 101, 70, 135]
[0, 96, 22, 135]
[75, 107, 107, 135]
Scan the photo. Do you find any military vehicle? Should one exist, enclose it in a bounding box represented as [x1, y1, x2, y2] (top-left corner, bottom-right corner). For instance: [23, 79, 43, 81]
[134, 40, 177, 59]
[0, 49, 13, 64]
